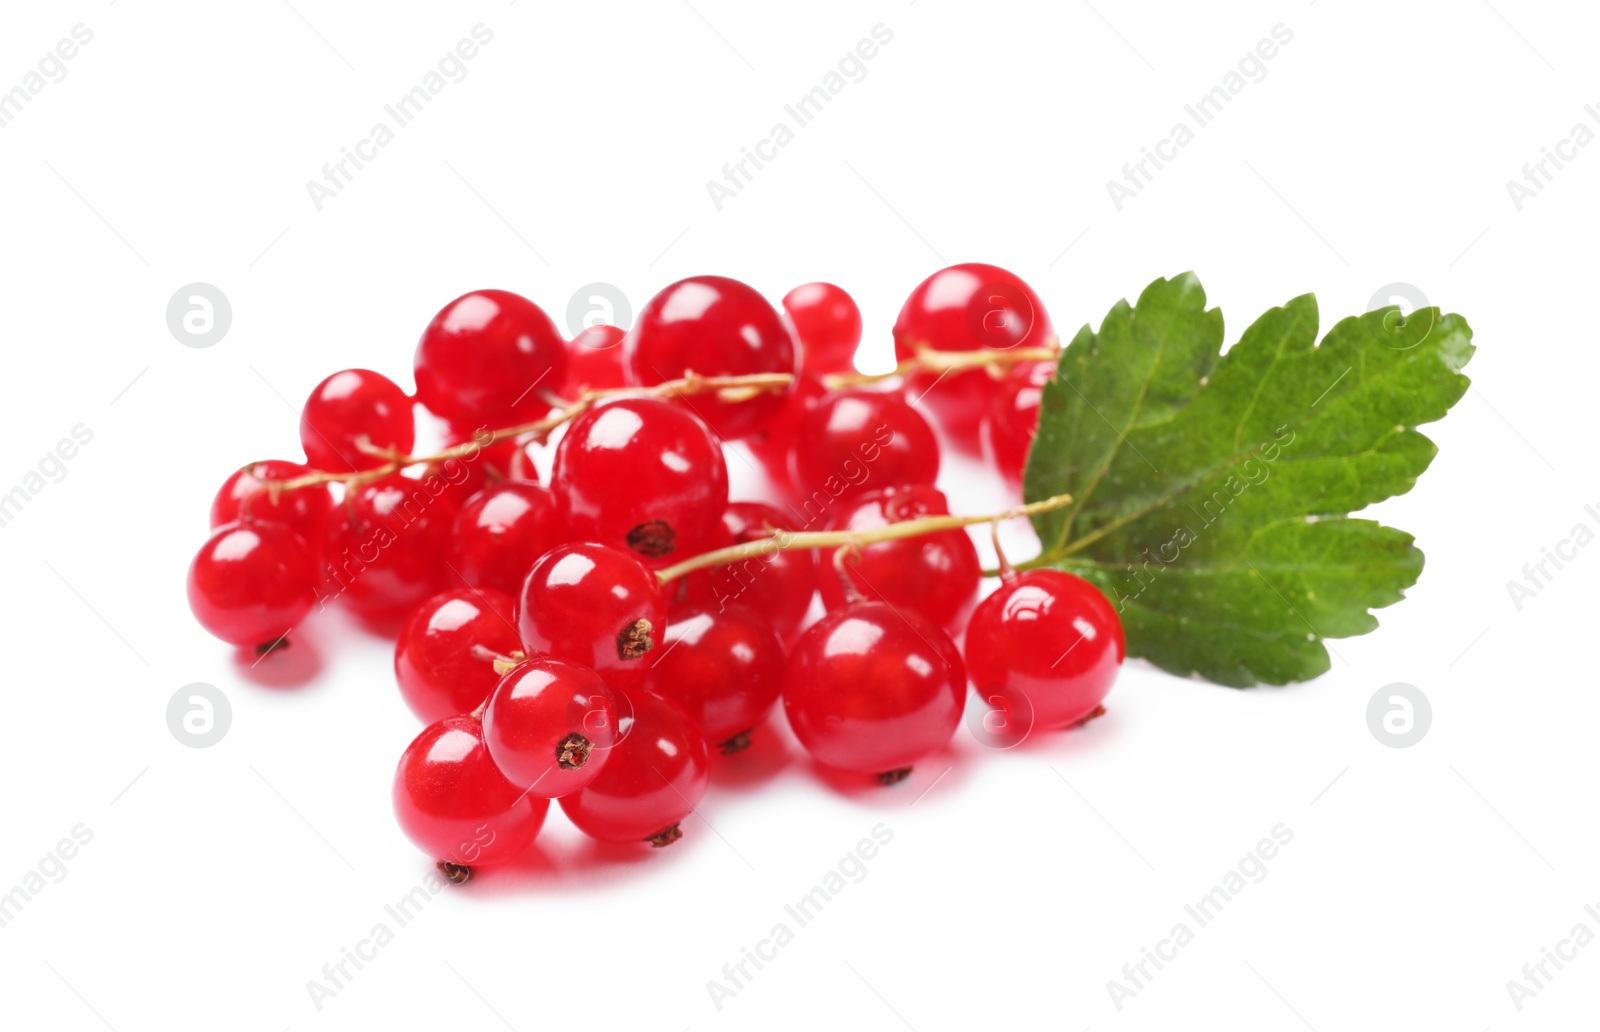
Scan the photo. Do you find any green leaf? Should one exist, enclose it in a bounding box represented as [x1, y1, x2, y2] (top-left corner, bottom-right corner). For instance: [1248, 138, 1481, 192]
[1022, 274, 1473, 686]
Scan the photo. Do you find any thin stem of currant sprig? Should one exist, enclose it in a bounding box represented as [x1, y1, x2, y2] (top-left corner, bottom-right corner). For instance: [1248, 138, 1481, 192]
[269, 371, 796, 494]
[653, 492, 1074, 583]
[264, 346, 1066, 497]
[823, 344, 1059, 389]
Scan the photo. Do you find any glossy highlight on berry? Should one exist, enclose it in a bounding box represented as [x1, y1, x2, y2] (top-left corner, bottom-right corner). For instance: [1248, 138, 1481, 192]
[448, 482, 567, 597]
[323, 473, 463, 618]
[641, 599, 785, 750]
[415, 289, 566, 428]
[893, 263, 1054, 444]
[394, 587, 523, 723]
[789, 388, 939, 499]
[783, 601, 965, 779]
[516, 541, 667, 688]
[558, 690, 710, 845]
[299, 368, 414, 473]
[483, 657, 620, 797]
[393, 715, 548, 871]
[551, 396, 728, 562]
[783, 281, 862, 375]
[187, 522, 316, 649]
[818, 486, 980, 636]
[626, 275, 796, 439]
[965, 569, 1123, 732]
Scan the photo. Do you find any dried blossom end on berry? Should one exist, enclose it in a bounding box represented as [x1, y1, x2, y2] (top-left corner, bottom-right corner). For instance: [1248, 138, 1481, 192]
[556, 732, 593, 770]
[647, 824, 684, 848]
[618, 619, 655, 660]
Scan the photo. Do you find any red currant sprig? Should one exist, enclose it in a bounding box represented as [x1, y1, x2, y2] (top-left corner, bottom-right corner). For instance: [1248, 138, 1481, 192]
[190, 267, 1131, 890]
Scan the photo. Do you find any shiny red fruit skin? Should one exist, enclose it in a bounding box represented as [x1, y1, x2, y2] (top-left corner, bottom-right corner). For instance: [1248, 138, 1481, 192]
[187, 522, 317, 647]
[394, 588, 522, 723]
[893, 263, 1054, 443]
[482, 658, 620, 797]
[704, 503, 816, 644]
[564, 324, 630, 395]
[965, 569, 1124, 730]
[551, 396, 728, 564]
[789, 388, 939, 499]
[559, 690, 710, 843]
[983, 360, 1053, 487]
[448, 483, 567, 597]
[323, 473, 464, 618]
[669, 518, 736, 616]
[516, 542, 667, 689]
[782, 282, 862, 375]
[642, 600, 785, 745]
[209, 459, 333, 550]
[393, 715, 548, 867]
[414, 289, 566, 429]
[783, 602, 966, 775]
[430, 432, 539, 499]
[746, 370, 826, 489]
[625, 275, 796, 439]
[817, 486, 981, 637]
[299, 369, 414, 473]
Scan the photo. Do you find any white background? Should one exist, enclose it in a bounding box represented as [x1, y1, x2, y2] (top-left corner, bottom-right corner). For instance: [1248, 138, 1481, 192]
[1, 1, 1594, 1029]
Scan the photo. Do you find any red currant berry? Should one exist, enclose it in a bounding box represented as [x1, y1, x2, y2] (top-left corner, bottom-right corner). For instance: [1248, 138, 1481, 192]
[818, 486, 980, 636]
[394, 588, 522, 723]
[893, 263, 1054, 444]
[564, 324, 630, 395]
[965, 570, 1123, 731]
[551, 396, 728, 562]
[209, 460, 333, 552]
[983, 360, 1053, 487]
[782, 282, 862, 375]
[788, 388, 939, 499]
[642, 600, 785, 751]
[559, 690, 709, 845]
[783, 601, 965, 779]
[430, 431, 540, 498]
[393, 715, 548, 873]
[516, 542, 666, 688]
[482, 658, 620, 797]
[448, 483, 567, 597]
[745, 370, 826, 489]
[299, 369, 415, 473]
[323, 473, 463, 618]
[187, 522, 317, 648]
[414, 289, 566, 428]
[704, 503, 816, 644]
[670, 516, 735, 608]
[626, 276, 796, 439]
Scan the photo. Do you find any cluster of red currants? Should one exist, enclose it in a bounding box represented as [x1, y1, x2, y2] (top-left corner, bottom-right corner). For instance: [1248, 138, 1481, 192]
[186, 264, 1124, 881]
